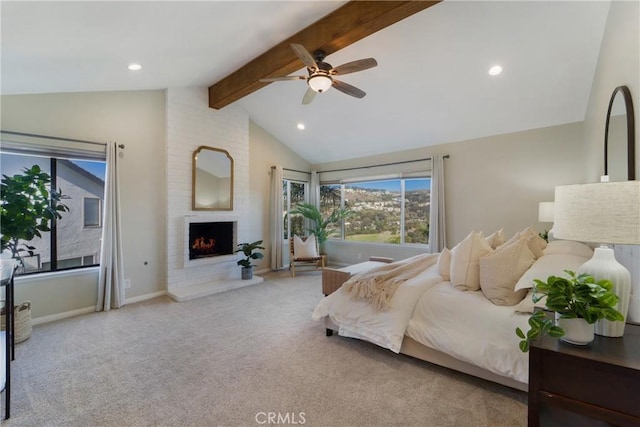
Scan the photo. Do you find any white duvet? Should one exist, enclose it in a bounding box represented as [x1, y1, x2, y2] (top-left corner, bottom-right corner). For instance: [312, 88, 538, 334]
[312, 263, 443, 353]
[406, 281, 530, 384]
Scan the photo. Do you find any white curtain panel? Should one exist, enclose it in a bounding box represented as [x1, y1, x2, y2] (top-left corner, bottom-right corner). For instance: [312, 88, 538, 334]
[97, 142, 125, 311]
[309, 170, 320, 207]
[270, 166, 284, 270]
[428, 155, 447, 253]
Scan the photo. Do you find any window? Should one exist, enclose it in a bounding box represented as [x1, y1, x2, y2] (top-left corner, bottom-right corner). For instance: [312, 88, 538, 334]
[84, 197, 101, 227]
[319, 184, 342, 239]
[320, 177, 431, 245]
[283, 179, 307, 240]
[1, 152, 105, 275]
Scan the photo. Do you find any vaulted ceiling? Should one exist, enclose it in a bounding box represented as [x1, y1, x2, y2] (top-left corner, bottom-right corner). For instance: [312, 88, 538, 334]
[1, 1, 611, 164]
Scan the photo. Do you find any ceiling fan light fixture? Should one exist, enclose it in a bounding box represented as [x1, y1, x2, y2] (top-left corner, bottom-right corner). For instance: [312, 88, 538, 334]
[308, 74, 333, 93]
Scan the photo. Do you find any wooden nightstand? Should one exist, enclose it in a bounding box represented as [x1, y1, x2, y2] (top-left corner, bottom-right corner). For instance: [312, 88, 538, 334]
[528, 322, 640, 426]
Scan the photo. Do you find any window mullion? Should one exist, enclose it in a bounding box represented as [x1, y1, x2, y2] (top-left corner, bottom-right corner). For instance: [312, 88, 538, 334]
[50, 158, 58, 271]
[400, 179, 406, 245]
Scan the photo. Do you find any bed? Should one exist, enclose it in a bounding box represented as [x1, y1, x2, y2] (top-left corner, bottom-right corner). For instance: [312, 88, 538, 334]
[312, 234, 595, 392]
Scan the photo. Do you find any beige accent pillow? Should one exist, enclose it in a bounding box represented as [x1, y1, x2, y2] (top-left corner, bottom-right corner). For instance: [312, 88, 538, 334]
[293, 234, 318, 258]
[450, 231, 493, 291]
[438, 248, 451, 281]
[485, 228, 506, 249]
[526, 234, 547, 259]
[505, 226, 547, 258]
[479, 237, 535, 306]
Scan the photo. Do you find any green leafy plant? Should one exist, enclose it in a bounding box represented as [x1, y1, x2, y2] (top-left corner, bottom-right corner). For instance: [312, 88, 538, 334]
[1, 165, 70, 270]
[289, 202, 351, 252]
[538, 230, 549, 242]
[235, 240, 265, 268]
[516, 270, 624, 352]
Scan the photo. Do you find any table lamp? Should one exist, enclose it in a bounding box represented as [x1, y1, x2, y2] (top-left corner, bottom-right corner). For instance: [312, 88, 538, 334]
[553, 181, 640, 337]
[538, 201, 555, 223]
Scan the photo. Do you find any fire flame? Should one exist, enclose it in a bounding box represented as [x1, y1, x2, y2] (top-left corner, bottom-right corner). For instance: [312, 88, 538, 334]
[192, 237, 216, 251]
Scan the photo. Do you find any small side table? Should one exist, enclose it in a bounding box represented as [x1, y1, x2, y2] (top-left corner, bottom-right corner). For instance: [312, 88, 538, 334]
[1, 259, 16, 420]
[528, 322, 640, 426]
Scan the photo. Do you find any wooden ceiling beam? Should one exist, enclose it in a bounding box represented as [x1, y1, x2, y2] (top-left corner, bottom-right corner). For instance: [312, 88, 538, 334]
[208, 0, 441, 109]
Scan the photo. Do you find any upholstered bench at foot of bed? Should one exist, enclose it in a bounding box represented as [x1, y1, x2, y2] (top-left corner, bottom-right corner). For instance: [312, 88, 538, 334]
[321, 256, 393, 336]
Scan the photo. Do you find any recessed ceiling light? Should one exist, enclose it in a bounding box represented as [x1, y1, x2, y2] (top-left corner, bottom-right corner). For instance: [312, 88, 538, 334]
[297, 123, 305, 130]
[128, 63, 142, 71]
[488, 65, 502, 76]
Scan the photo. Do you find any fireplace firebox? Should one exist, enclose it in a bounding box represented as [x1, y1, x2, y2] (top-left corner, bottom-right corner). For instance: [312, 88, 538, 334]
[188, 221, 234, 260]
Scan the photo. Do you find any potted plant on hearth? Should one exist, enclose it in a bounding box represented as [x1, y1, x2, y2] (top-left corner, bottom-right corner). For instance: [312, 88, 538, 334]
[515, 270, 624, 352]
[235, 240, 265, 280]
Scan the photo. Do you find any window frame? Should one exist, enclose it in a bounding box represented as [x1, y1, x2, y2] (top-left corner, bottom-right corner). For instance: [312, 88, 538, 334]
[282, 178, 309, 241]
[83, 197, 102, 228]
[320, 176, 431, 246]
[0, 148, 106, 276]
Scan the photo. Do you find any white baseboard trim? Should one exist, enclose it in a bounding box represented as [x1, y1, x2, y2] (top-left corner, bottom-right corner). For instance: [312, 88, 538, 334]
[31, 291, 168, 326]
[125, 290, 167, 305]
[32, 306, 97, 326]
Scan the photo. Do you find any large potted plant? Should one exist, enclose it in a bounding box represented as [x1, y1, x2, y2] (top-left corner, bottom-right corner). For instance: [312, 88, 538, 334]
[235, 240, 265, 280]
[289, 202, 351, 254]
[516, 270, 624, 352]
[1, 165, 69, 272]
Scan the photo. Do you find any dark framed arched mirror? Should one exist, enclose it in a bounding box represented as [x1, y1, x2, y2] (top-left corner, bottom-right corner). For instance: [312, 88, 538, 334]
[604, 85, 635, 181]
[192, 146, 234, 210]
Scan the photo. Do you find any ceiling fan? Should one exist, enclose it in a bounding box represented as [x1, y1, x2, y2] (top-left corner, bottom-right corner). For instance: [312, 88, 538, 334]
[260, 43, 378, 105]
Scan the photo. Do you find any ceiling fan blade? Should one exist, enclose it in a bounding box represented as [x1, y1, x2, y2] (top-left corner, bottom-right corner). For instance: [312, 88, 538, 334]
[260, 76, 306, 82]
[331, 58, 378, 76]
[333, 79, 366, 99]
[291, 43, 318, 71]
[302, 87, 316, 105]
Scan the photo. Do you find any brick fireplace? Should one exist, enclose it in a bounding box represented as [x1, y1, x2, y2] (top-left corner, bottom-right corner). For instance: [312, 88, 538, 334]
[166, 87, 262, 302]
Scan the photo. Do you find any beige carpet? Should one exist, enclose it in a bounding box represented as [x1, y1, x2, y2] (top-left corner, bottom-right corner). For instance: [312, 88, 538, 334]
[3, 270, 526, 427]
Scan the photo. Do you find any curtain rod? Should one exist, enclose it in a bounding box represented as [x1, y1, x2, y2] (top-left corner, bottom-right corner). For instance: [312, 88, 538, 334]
[271, 166, 311, 175]
[319, 155, 449, 174]
[1, 130, 125, 149]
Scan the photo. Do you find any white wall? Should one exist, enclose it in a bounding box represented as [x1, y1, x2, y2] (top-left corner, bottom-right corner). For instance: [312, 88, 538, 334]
[583, 0, 640, 324]
[1, 90, 167, 319]
[584, 0, 640, 182]
[248, 121, 311, 270]
[315, 121, 585, 262]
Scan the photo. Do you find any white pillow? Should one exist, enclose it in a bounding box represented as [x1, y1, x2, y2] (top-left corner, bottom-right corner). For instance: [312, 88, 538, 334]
[513, 253, 591, 291]
[293, 234, 318, 258]
[438, 248, 451, 281]
[479, 237, 534, 306]
[450, 231, 493, 291]
[514, 289, 548, 313]
[543, 240, 594, 258]
[485, 228, 506, 249]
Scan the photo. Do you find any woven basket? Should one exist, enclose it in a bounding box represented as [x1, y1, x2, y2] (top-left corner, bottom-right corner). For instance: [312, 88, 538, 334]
[0, 301, 32, 343]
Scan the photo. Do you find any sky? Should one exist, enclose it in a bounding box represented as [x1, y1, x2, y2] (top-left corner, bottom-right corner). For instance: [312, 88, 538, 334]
[347, 178, 431, 192]
[71, 160, 106, 179]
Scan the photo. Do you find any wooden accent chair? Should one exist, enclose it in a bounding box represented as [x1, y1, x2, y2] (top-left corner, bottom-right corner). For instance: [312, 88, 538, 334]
[289, 235, 325, 277]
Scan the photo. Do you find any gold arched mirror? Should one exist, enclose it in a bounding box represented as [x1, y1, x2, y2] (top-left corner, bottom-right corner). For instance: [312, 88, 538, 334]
[604, 86, 635, 181]
[192, 146, 233, 210]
